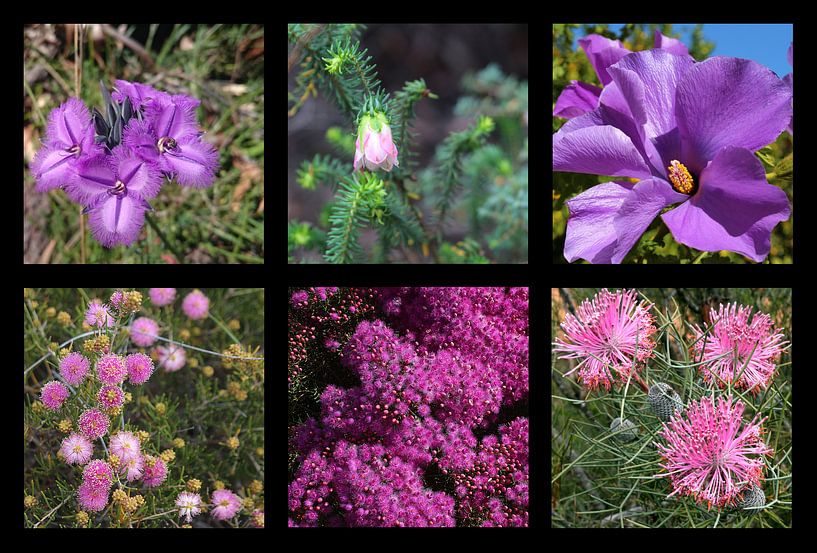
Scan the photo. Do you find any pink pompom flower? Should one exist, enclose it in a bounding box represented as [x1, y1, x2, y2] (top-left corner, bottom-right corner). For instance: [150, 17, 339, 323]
[655, 395, 773, 510]
[41, 380, 70, 410]
[182, 289, 209, 320]
[109, 431, 141, 463]
[82, 459, 114, 489]
[97, 385, 124, 410]
[78, 409, 110, 440]
[691, 302, 789, 394]
[211, 489, 242, 520]
[122, 454, 145, 482]
[77, 481, 110, 512]
[126, 352, 155, 384]
[130, 317, 160, 347]
[353, 112, 399, 172]
[85, 299, 114, 328]
[96, 354, 128, 385]
[109, 290, 126, 310]
[59, 433, 94, 465]
[142, 455, 168, 487]
[149, 288, 176, 306]
[553, 289, 656, 391]
[60, 352, 90, 386]
[155, 345, 186, 372]
[176, 492, 203, 522]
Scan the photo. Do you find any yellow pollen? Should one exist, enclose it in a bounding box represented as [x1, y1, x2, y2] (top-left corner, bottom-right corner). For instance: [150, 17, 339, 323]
[667, 160, 695, 194]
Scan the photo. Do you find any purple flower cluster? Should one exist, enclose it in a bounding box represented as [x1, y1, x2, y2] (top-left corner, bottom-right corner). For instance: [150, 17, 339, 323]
[30, 80, 219, 248]
[288, 287, 529, 527]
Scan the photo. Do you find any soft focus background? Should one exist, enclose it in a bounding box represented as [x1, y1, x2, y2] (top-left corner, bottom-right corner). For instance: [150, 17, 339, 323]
[24, 25, 264, 264]
[552, 24, 793, 264]
[551, 288, 792, 528]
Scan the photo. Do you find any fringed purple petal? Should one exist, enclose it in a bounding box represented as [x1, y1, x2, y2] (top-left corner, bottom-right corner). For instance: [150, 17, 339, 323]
[31, 145, 78, 192]
[163, 136, 219, 188]
[88, 194, 147, 248]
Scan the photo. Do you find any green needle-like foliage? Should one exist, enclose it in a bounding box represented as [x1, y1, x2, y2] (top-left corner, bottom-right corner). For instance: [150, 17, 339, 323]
[324, 173, 386, 264]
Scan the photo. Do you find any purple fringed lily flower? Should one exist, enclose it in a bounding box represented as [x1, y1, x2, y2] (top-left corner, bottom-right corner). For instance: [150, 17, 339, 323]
[553, 31, 690, 120]
[66, 146, 162, 247]
[553, 48, 792, 263]
[112, 79, 169, 111]
[30, 98, 103, 192]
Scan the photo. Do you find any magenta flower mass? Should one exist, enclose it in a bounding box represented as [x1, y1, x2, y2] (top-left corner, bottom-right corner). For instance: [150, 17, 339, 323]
[59, 433, 94, 465]
[126, 352, 155, 385]
[78, 408, 110, 440]
[60, 352, 91, 386]
[41, 380, 70, 410]
[289, 287, 528, 527]
[96, 354, 128, 385]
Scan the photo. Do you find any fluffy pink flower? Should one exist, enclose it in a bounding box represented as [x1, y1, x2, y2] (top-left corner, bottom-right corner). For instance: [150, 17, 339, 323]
[96, 354, 128, 385]
[691, 302, 788, 394]
[40, 380, 70, 410]
[211, 489, 242, 520]
[655, 395, 773, 510]
[182, 289, 209, 320]
[155, 345, 186, 372]
[97, 385, 124, 410]
[354, 113, 399, 172]
[109, 431, 141, 463]
[176, 491, 203, 522]
[109, 290, 126, 310]
[59, 433, 94, 465]
[122, 454, 145, 482]
[82, 459, 114, 489]
[553, 289, 656, 390]
[126, 352, 155, 384]
[142, 455, 168, 487]
[149, 288, 177, 306]
[77, 481, 110, 512]
[130, 317, 160, 347]
[85, 299, 114, 328]
[78, 409, 110, 440]
[60, 352, 90, 386]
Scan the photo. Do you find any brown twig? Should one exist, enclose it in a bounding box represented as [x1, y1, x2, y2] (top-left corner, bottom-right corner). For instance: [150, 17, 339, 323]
[100, 24, 155, 69]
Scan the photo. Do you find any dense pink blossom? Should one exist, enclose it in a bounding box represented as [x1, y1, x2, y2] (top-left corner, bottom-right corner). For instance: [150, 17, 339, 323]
[85, 300, 114, 328]
[553, 289, 656, 390]
[655, 395, 773, 510]
[130, 317, 160, 347]
[149, 288, 176, 306]
[182, 289, 209, 320]
[109, 290, 126, 310]
[96, 354, 128, 385]
[211, 489, 241, 520]
[122, 454, 144, 482]
[97, 385, 124, 410]
[82, 459, 114, 490]
[77, 481, 110, 511]
[126, 352, 155, 384]
[142, 455, 168, 487]
[155, 345, 186, 372]
[176, 492, 203, 522]
[60, 352, 91, 386]
[41, 380, 70, 410]
[109, 431, 141, 462]
[691, 302, 788, 393]
[59, 433, 94, 465]
[78, 409, 110, 440]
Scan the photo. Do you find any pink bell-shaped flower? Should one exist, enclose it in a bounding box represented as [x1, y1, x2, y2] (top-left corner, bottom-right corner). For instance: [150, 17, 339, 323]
[354, 112, 399, 172]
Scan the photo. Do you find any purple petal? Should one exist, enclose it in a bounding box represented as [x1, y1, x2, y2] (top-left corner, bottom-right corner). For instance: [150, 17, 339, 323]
[675, 57, 792, 174]
[123, 119, 161, 163]
[112, 146, 163, 200]
[45, 98, 92, 148]
[146, 97, 199, 140]
[65, 154, 116, 205]
[88, 194, 147, 248]
[578, 34, 630, 86]
[113, 80, 167, 111]
[553, 81, 602, 119]
[31, 145, 78, 192]
[661, 146, 790, 262]
[553, 124, 652, 179]
[783, 73, 793, 135]
[565, 178, 686, 263]
[653, 30, 689, 57]
[163, 136, 219, 188]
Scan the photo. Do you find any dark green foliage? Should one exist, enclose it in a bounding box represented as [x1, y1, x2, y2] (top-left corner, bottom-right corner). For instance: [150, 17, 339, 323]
[324, 174, 386, 264]
[296, 154, 351, 191]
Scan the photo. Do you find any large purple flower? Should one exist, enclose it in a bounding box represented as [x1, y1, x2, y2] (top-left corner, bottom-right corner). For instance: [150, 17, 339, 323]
[30, 98, 103, 192]
[553, 31, 689, 120]
[553, 48, 792, 263]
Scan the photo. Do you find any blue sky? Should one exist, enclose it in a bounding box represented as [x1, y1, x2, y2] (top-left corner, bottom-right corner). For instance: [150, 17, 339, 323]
[578, 24, 792, 77]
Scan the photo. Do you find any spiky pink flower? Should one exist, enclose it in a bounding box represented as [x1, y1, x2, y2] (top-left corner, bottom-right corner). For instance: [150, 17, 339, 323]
[82, 459, 114, 489]
[41, 380, 70, 410]
[96, 354, 128, 385]
[182, 289, 209, 320]
[655, 395, 773, 510]
[85, 299, 114, 328]
[109, 290, 126, 310]
[142, 455, 168, 487]
[122, 454, 144, 482]
[155, 345, 186, 372]
[149, 288, 176, 306]
[691, 302, 788, 393]
[59, 433, 94, 465]
[211, 489, 241, 520]
[109, 431, 141, 463]
[553, 289, 656, 390]
[78, 409, 110, 440]
[77, 481, 110, 512]
[130, 317, 160, 347]
[60, 352, 91, 386]
[176, 491, 203, 522]
[126, 352, 155, 384]
[97, 385, 124, 410]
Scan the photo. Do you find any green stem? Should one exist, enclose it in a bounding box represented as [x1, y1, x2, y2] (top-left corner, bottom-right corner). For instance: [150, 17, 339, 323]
[145, 213, 185, 264]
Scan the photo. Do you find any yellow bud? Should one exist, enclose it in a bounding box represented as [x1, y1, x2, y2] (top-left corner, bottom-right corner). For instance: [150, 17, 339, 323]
[57, 311, 72, 327]
[202, 366, 214, 378]
[124, 392, 133, 404]
[226, 436, 240, 450]
[24, 495, 38, 508]
[31, 401, 45, 414]
[172, 438, 185, 449]
[160, 449, 176, 463]
[228, 319, 240, 331]
[243, 497, 255, 510]
[192, 327, 202, 337]
[179, 329, 191, 341]
[137, 430, 150, 443]
[187, 358, 199, 368]
[109, 454, 121, 470]
[187, 478, 202, 492]
[155, 402, 166, 416]
[58, 419, 73, 433]
[46, 307, 56, 317]
[213, 480, 225, 490]
[181, 524, 192, 528]
[82, 322, 92, 331]
[255, 447, 264, 458]
[49, 342, 59, 352]
[31, 300, 39, 309]
[249, 480, 263, 495]
[76, 511, 89, 526]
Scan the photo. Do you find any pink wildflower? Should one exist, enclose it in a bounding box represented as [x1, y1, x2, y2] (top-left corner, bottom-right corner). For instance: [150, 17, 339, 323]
[691, 302, 788, 393]
[655, 395, 773, 510]
[142, 455, 168, 487]
[82, 459, 114, 489]
[126, 353, 155, 384]
[149, 288, 176, 306]
[155, 345, 186, 372]
[130, 317, 160, 347]
[96, 354, 128, 385]
[109, 431, 141, 463]
[60, 352, 90, 386]
[59, 433, 94, 465]
[78, 409, 110, 440]
[176, 491, 203, 522]
[553, 289, 656, 390]
[354, 112, 399, 172]
[40, 380, 70, 410]
[109, 290, 126, 310]
[97, 385, 124, 410]
[85, 299, 114, 328]
[211, 489, 241, 520]
[122, 454, 145, 482]
[182, 289, 209, 320]
[77, 481, 110, 512]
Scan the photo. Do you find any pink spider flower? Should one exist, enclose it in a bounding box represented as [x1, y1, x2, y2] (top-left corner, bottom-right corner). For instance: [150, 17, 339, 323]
[82, 459, 114, 490]
[142, 455, 168, 487]
[130, 317, 160, 347]
[40, 380, 70, 410]
[59, 433, 94, 465]
[553, 289, 656, 390]
[655, 395, 773, 510]
[691, 302, 788, 393]
[77, 481, 110, 512]
[176, 491, 203, 522]
[85, 299, 114, 328]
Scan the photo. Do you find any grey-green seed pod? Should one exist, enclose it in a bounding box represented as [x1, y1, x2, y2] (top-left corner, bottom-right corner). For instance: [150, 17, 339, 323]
[648, 383, 683, 421]
[736, 484, 765, 511]
[610, 417, 638, 443]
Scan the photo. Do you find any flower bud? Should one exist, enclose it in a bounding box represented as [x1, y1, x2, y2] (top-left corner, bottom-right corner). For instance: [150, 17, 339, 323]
[648, 382, 683, 421]
[354, 112, 399, 172]
[737, 484, 765, 511]
[610, 417, 638, 443]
